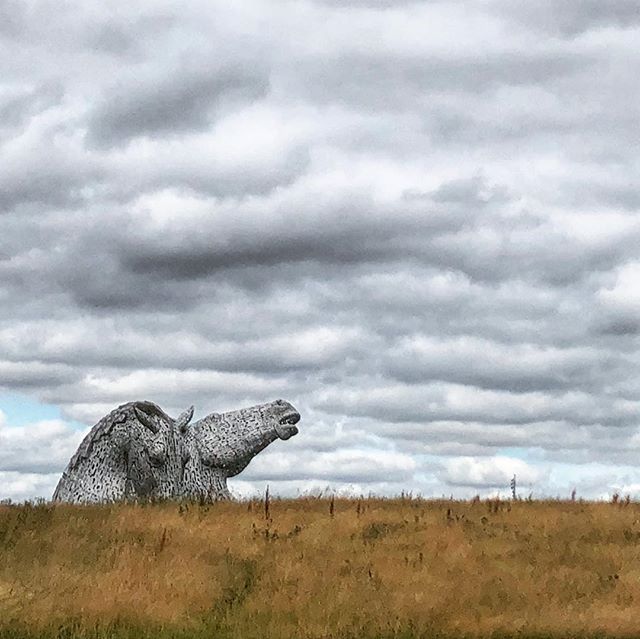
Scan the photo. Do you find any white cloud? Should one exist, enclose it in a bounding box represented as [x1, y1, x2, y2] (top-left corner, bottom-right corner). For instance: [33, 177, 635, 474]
[0, 413, 86, 501]
[598, 261, 640, 313]
[243, 447, 417, 483]
[0, 472, 61, 503]
[0, 417, 87, 474]
[442, 456, 544, 489]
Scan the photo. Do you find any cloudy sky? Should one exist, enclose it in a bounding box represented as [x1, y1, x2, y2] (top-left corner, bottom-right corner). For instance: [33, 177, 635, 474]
[1, 0, 639, 502]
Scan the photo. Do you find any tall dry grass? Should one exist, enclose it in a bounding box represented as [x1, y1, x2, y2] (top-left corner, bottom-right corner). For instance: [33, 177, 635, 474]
[2, 496, 640, 638]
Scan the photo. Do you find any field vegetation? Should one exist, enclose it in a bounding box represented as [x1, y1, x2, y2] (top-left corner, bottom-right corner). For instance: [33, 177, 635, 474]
[1, 495, 640, 638]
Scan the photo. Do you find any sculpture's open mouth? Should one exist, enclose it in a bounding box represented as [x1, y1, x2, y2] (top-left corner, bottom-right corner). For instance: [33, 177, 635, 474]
[280, 412, 300, 426]
[275, 411, 300, 440]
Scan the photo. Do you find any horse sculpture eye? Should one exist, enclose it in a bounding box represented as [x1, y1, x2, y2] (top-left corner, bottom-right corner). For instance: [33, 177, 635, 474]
[149, 451, 166, 467]
[148, 439, 167, 467]
[201, 452, 218, 467]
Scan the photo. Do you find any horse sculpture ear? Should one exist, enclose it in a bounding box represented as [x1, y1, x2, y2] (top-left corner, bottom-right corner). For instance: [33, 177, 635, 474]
[176, 406, 195, 433]
[133, 402, 161, 434]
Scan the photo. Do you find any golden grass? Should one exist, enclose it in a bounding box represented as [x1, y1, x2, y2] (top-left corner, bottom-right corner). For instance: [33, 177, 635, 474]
[2, 496, 640, 638]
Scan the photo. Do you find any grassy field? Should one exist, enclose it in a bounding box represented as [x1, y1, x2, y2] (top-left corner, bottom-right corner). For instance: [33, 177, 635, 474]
[2, 496, 640, 638]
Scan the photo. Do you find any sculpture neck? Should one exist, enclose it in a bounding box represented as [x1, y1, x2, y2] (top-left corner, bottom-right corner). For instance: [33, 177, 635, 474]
[204, 468, 231, 501]
[182, 459, 232, 501]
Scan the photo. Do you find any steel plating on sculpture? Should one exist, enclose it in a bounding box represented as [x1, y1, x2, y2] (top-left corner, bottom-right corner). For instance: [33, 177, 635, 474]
[52, 399, 301, 503]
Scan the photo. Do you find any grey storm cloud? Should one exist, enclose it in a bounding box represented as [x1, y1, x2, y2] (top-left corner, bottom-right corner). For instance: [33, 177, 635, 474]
[88, 64, 270, 146]
[296, 50, 593, 110]
[0, 0, 26, 38]
[0, 83, 63, 131]
[1, 0, 639, 501]
[495, 0, 640, 36]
